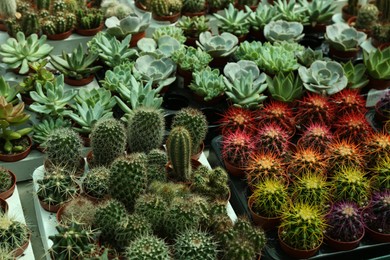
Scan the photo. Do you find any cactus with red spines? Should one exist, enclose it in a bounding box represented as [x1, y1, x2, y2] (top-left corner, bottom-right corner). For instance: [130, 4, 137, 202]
[295, 93, 334, 127]
[256, 123, 291, 156]
[334, 112, 372, 142]
[245, 152, 286, 189]
[258, 101, 296, 136]
[222, 129, 256, 168]
[288, 146, 328, 178]
[327, 139, 366, 172]
[363, 190, 390, 234]
[325, 201, 365, 242]
[364, 132, 390, 164]
[298, 122, 333, 152]
[331, 89, 367, 116]
[218, 106, 257, 134]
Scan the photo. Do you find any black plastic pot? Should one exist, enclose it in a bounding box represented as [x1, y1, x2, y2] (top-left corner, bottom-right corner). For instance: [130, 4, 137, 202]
[299, 35, 323, 50]
[162, 93, 189, 111]
[201, 107, 223, 146]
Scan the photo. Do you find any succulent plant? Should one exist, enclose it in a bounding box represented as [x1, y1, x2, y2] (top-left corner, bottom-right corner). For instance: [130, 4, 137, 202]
[248, 2, 280, 32]
[127, 107, 165, 154]
[83, 166, 110, 199]
[233, 40, 262, 62]
[5, 10, 40, 38]
[295, 93, 334, 126]
[256, 123, 290, 156]
[264, 20, 304, 43]
[279, 203, 326, 250]
[218, 106, 257, 134]
[274, 0, 307, 23]
[176, 16, 209, 38]
[189, 67, 226, 101]
[134, 55, 176, 88]
[171, 46, 212, 72]
[137, 36, 182, 58]
[18, 59, 55, 95]
[325, 23, 367, 52]
[43, 128, 83, 171]
[59, 197, 97, 227]
[334, 112, 372, 142]
[105, 12, 151, 39]
[298, 122, 333, 152]
[363, 48, 390, 80]
[182, 0, 206, 13]
[74, 88, 116, 114]
[289, 146, 327, 177]
[296, 47, 324, 67]
[214, 3, 251, 36]
[0, 32, 53, 75]
[152, 26, 186, 44]
[292, 173, 329, 206]
[32, 117, 71, 147]
[250, 178, 289, 218]
[332, 89, 367, 118]
[356, 4, 379, 30]
[325, 201, 364, 242]
[0, 245, 13, 260]
[298, 60, 348, 95]
[0, 215, 30, 255]
[342, 61, 369, 90]
[327, 139, 366, 171]
[197, 31, 239, 58]
[372, 24, 390, 45]
[191, 166, 230, 201]
[222, 129, 256, 168]
[126, 234, 170, 260]
[174, 229, 218, 260]
[266, 72, 303, 103]
[332, 166, 371, 206]
[0, 167, 12, 194]
[101, 0, 133, 19]
[109, 154, 148, 211]
[363, 190, 390, 234]
[0, 77, 18, 105]
[299, 0, 335, 26]
[370, 155, 390, 190]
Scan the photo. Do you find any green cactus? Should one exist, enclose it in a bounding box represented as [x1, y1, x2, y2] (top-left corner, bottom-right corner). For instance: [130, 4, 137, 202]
[16, 1, 32, 14]
[208, 0, 234, 11]
[37, 0, 51, 10]
[182, 0, 206, 13]
[0, 215, 30, 253]
[370, 155, 390, 190]
[372, 24, 390, 44]
[166, 126, 192, 182]
[0, 167, 12, 194]
[38, 9, 50, 18]
[192, 166, 230, 201]
[82, 167, 110, 199]
[126, 234, 170, 260]
[76, 8, 104, 30]
[127, 107, 165, 154]
[134, 193, 168, 233]
[20, 11, 39, 36]
[146, 149, 168, 183]
[148, 181, 190, 201]
[90, 118, 127, 167]
[43, 128, 83, 171]
[172, 107, 208, 155]
[0, 0, 17, 18]
[42, 12, 76, 35]
[149, 0, 182, 16]
[53, 0, 66, 12]
[49, 221, 97, 260]
[356, 4, 379, 30]
[109, 154, 148, 211]
[41, 19, 56, 35]
[4, 19, 21, 38]
[170, 0, 183, 14]
[292, 173, 329, 206]
[59, 197, 96, 227]
[174, 229, 218, 260]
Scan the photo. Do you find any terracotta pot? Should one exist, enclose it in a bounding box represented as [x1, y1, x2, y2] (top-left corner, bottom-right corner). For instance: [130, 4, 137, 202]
[378, 42, 390, 50]
[0, 169, 16, 200]
[304, 23, 328, 34]
[46, 30, 73, 40]
[347, 16, 371, 36]
[342, 5, 356, 22]
[324, 230, 364, 251]
[223, 158, 246, 178]
[20, 93, 34, 105]
[248, 196, 281, 231]
[39, 198, 63, 213]
[278, 228, 322, 259]
[12, 66, 35, 75]
[130, 31, 146, 48]
[13, 232, 31, 258]
[0, 136, 32, 162]
[191, 91, 226, 106]
[64, 74, 95, 86]
[251, 29, 266, 42]
[368, 74, 390, 90]
[209, 56, 230, 69]
[191, 142, 205, 161]
[0, 22, 7, 32]
[56, 203, 67, 223]
[0, 197, 8, 214]
[329, 46, 359, 61]
[185, 36, 198, 47]
[135, 0, 148, 11]
[364, 223, 390, 243]
[75, 23, 104, 36]
[152, 12, 180, 23]
[182, 9, 207, 17]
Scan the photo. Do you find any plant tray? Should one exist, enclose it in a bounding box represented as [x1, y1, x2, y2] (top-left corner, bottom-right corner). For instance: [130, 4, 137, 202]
[32, 152, 237, 258]
[210, 135, 390, 260]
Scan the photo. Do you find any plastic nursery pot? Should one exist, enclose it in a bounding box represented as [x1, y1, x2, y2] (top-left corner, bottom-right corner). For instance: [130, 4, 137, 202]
[0, 197, 9, 214]
[75, 23, 104, 36]
[200, 107, 223, 146]
[46, 30, 73, 40]
[39, 198, 63, 213]
[223, 158, 246, 178]
[299, 35, 323, 49]
[130, 31, 146, 48]
[248, 196, 281, 231]
[64, 74, 95, 87]
[324, 230, 365, 251]
[191, 142, 205, 161]
[134, 0, 148, 11]
[152, 12, 180, 23]
[329, 46, 360, 62]
[278, 227, 322, 259]
[0, 135, 32, 162]
[162, 93, 189, 111]
[177, 66, 193, 87]
[364, 224, 390, 243]
[0, 169, 16, 200]
[368, 75, 390, 90]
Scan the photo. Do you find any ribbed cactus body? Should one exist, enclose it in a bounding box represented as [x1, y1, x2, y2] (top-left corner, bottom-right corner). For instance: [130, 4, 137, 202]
[170, 0, 183, 14]
[20, 11, 39, 36]
[151, 0, 170, 16]
[90, 118, 127, 167]
[126, 235, 170, 260]
[172, 108, 208, 155]
[134, 193, 168, 233]
[41, 19, 56, 35]
[166, 126, 192, 182]
[82, 167, 110, 199]
[146, 149, 168, 183]
[53, 0, 66, 12]
[109, 154, 148, 210]
[356, 4, 379, 29]
[37, 0, 51, 10]
[174, 229, 218, 260]
[0, 216, 29, 251]
[127, 107, 165, 154]
[0, 0, 17, 18]
[0, 168, 12, 193]
[182, 0, 206, 13]
[377, 0, 390, 22]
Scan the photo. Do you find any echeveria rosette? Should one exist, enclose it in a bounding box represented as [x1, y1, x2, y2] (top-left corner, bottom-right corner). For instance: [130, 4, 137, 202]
[134, 55, 176, 88]
[264, 20, 305, 43]
[363, 48, 390, 80]
[223, 60, 260, 82]
[197, 31, 239, 58]
[105, 12, 151, 38]
[298, 60, 348, 95]
[325, 23, 367, 51]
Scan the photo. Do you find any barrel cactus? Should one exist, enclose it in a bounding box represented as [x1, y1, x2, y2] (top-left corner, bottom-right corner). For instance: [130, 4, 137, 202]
[174, 229, 218, 260]
[0, 215, 30, 256]
[182, 0, 206, 13]
[126, 234, 170, 260]
[356, 4, 379, 30]
[146, 149, 168, 183]
[82, 167, 110, 199]
[0, 167, 12, 194]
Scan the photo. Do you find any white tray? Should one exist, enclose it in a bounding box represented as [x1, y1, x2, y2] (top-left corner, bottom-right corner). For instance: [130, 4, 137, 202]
[7, 185, 35, 259]
[33, 152, 237, 258]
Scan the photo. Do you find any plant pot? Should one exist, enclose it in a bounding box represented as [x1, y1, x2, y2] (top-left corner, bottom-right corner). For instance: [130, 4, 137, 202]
[374, 101, 390, 124]
[13, 232, 31, 258]
[304, 23, 328, 35]
[177, 66, 193, 87]
[39, 198, 63, 213]
[378, 42, 390, 50]
[185, 36, 198, 47]
[347, 16, 371, 36]
[248, 196, 281, 231]
[329, 46, 359, 61]
[46, 30, 73, 40]
[191, 91, 226, 106]
[342, 5, 356, 22]
[130, 31, 146, 48]
[0, 135, 32, 162]
[64, 74, 95, 86]
[223, 158, 246, 178]
[324, 230, 365, 251]
[299, 35, 323, 49]
[0, 169, 16, 200]
[368, 75, 390, 90]
[209, 56, 230, 69]
[0, 197, 8, 214]
[75, 23, 104, 36]
[20, 93, 34, 105]
[182, 9, 207, 17]
[162, 93, 189, 110]
[278, 227, 322, 259]
[0, 21, 7, 32]
[250, 29, 266, 42]
[200, 107, 223, 146]
[152, 12, 180, 23]
[135, 0, 148, 11]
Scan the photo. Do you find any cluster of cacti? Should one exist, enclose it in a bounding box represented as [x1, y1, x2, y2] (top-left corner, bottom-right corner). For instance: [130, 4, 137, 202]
[90, 118, 127, 167]
[148, 0, 183, 17]
[208, 0, 234, 11]
[171, 107, 208, 155]
[49, 221, 96, 259]
[109, 154, 148, 211]
[191, 166, 230, 200]
[182, 0, 206, 13]
[327, 139, 366, 171]
[334, 112, 373, 142]
[256, 123, 290, 156]
[364, 132, 390, 164]
[222, 129, 256, 168]
[288, 147, 327, 177]
[5, 9, 39, 37]
[258, 101, 295, 137]
[0, 168, 12, 193]
[134, 193, 168, 233]
[43, 128, 83, 171]
[218, 106, 257, 134]
[146, 149, 168, 184]
[292, 173, 329, 206]
[174, 229, 218, 259]
[41, 12, 76, 35]
[325, 201, 364, 242]
[126, 234, 170, 259]
[127, 107, 165, 154]
[298, 123, 333, 152]
[0, 0, 17, 18]
[75, 7, 103, 29]
[356, 4, 379, 30]
[363, 190, 390, 234]
[37, 0, 51, 10]
[372, 24, 390, 44]
[53, 0, 67, 12]
[0, 215, 30, 253]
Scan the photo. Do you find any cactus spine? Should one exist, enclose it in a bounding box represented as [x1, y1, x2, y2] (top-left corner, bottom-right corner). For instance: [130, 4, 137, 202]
[182, 0, 206, 13]
[0, 0, 17, 18]
[90, 118, 127, 167]
[166, 126, 192, 182]
[0, 167, 12, 193]
[37, 0, 51, 10]
[126, 234, 170, 260]
[174, 229, 218, 260]
[0, 215, 30, 253]
[146, 149, 168, 183]
[82, 167, 110, 199]
[127, 107, 165, 154]
[356, 4, 379, 30]
[20, 11, 39, 36]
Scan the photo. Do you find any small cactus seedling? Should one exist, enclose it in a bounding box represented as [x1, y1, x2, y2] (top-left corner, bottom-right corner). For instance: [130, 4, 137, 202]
[245, 152, 286, 189]
[363, 190, 390, 234]
[126, 234, 170, 260]
[0, 167, 12, 194]
[258, 101, 296, 137]
[256, 123, 290, 156]
[222, 129, 256, 168]
[364, 132, 390, 164]
[370, 155, 390, 190]
[325, 201, 364, 242]
[334, 112, 372, 142]
[250, 178, 289, 218]
[288, 146, 327, 178]
[59, 197, 96, 227]
[327, 139, 366, 172]
[82, 167, 110, 199]
[332, 166, 371, 206]
[298, 122, 333, 152]
[218, 106, 257, 134]
[0, 215, 30, 256]
[331, 89, 367, 116]
[292, 173, 329, 206]
[295, 93, 334, 126]
[174, 229, 218, 260]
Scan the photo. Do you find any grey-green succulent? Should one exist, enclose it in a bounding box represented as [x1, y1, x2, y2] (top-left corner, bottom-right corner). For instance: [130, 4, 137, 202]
[267, 72, 304, 102]
[137, 36, 182, 58]
[342, 61, 369, 89]
[213, 3, 251, 36]
[171, 46, 212, 72]
[248, 3, 281, 31]
[197, 31, 239, 58]
[264, 20, 304, 43]
[325, 23, 367, 52]
[74, 88, 116, 113]
[296, 47, 324, 67]
[299, 0, 335, 26]
[189, 67, 226, 101]
[0, 77, 18, 104]
[233, 40, 262, 61]
[105, 12, 151, 39]
[363, 48, 390, 80]
[152, 26, 186, 44]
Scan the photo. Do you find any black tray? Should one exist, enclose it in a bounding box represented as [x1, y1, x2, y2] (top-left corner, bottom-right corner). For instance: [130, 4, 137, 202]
[210, 136, 390, 260]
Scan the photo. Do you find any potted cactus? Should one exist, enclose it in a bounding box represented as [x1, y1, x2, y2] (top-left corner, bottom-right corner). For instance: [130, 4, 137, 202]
[191, 166, 230, 201]
[74, 7, 104, 36]
[173, 229, 218, 259]
[0, 214, 30, 258]
[82, 167, 111, 201]
[40, 11, 76, 40]
[0, 167, 16, 200]
[0, 0, 16, 31]
[350, 4, 379, 36]
[208, 0, 235, 13]
[181, 0, 207, 16]
[292, 173, 329, 206]
[147, 0, 183, 23]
